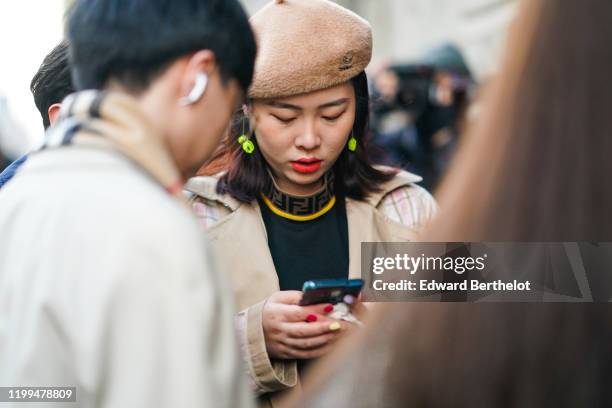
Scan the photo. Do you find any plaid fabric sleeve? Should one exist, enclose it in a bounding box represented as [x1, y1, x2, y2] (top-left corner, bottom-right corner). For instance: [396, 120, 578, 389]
[378, 184, 438, 231]
[191, 197, 226, 230]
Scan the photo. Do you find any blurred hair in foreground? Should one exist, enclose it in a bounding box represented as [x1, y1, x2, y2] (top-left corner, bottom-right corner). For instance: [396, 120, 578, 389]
[293, 0, 612, 406]
[429, 0, 612, 242]
[301, 304, 612, 407]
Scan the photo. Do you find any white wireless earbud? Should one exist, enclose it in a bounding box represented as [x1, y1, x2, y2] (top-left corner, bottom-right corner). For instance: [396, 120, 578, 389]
[179, 72, 208, 106]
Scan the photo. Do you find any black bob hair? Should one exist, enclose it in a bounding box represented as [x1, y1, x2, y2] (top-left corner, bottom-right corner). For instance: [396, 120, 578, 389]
[216, 71, 397, 203]
[67, 0, 257, 94]
[30, 41, 75, 129]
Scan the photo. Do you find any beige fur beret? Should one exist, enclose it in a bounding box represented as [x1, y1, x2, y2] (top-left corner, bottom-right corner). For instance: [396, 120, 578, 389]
[248, 0, 373, 99]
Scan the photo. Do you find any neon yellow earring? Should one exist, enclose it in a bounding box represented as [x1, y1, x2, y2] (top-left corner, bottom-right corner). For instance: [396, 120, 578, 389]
[348, 133, 357, 152]
[238, 118, 255, 154]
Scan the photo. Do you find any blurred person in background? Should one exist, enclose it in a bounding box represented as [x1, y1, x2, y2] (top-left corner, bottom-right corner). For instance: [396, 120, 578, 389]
[370, 64, 433, 184]
[371, 44, 475, 190]
[186, 0, 436, 406]
[0, 0, 257, 407]
[419, 44, 474, 187]
[0, 97, 10, 170]
[0, 132, 7, 171]
[0, 41, 74, 189]
[295, 0, 612, 406]
[0, 94, 28, 172]
[31, 41, 73, 131]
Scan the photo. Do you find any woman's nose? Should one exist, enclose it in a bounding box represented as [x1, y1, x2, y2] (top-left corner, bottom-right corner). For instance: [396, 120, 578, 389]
[295, 121, 321, 150]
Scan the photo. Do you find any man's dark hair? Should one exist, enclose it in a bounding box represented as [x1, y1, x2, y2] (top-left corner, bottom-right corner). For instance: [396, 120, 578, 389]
[67, 0, 256, 94]
[215, 71, 396, 203]
[30, 41, 75, 129]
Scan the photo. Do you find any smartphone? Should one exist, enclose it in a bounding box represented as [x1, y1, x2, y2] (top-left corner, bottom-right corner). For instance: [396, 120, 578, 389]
[299, 278, 364, 306]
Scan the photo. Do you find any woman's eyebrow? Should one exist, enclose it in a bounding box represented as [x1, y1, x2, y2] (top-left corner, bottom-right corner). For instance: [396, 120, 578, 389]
[267, 98, 350, 110]
[267, 101, 302, 110]
[317, 98, 350, 109]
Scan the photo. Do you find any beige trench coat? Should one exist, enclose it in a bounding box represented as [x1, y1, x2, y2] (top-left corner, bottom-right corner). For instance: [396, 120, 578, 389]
[185, 170, 437, 407]
[0, 147, 253, 408]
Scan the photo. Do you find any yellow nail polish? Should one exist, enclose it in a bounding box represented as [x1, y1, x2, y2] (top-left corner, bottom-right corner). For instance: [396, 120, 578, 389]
[329, 322, 341, 331]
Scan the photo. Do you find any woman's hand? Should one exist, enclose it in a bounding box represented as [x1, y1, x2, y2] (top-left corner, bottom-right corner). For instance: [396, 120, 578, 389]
[262, 291, 349, 360]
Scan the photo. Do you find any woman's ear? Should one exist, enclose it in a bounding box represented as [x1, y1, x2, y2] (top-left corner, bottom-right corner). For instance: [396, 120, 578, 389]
[243, 104, 258, 133]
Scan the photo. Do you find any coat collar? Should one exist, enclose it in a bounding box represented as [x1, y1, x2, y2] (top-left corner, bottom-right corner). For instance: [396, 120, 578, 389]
[184, 175, 242, 211]
[365, 167, 422, 207]
[185, 166, 422, 211]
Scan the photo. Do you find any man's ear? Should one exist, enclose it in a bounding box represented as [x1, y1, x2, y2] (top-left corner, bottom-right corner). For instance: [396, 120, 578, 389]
[179, 50, 217, 102]
[48, 103, 62, 126]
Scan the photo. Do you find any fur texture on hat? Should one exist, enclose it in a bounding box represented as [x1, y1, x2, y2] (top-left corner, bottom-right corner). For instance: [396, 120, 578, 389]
[248, 0, 373, 99]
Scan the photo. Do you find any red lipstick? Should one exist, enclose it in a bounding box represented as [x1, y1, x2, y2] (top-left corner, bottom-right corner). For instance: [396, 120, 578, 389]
[291, 158, 322, 174]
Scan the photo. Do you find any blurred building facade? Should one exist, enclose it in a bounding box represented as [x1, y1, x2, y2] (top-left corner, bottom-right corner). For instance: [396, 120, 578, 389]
[64, 0, 517, 80]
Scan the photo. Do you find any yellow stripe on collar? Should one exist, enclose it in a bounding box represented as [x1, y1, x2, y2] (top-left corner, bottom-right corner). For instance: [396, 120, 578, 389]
[261, 193, 336, 222]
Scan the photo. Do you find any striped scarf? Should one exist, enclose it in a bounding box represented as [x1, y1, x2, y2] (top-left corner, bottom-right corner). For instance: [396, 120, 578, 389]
[38, 90, 185, 202]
